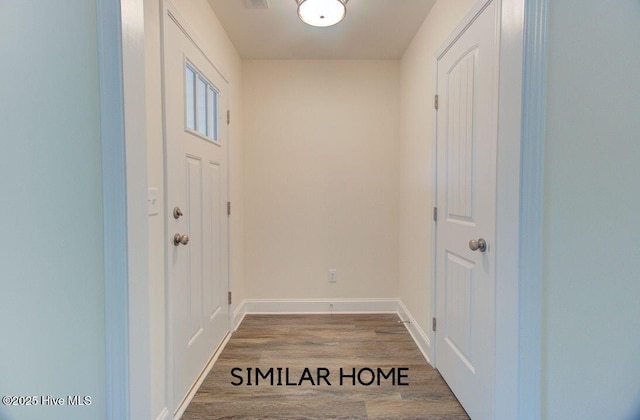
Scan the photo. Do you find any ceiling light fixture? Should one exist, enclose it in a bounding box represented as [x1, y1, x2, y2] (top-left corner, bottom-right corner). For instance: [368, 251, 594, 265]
[296, 0, 348, 28]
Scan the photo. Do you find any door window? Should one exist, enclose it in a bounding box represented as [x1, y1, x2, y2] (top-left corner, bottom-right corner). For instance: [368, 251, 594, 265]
[185, 61, 220, 143]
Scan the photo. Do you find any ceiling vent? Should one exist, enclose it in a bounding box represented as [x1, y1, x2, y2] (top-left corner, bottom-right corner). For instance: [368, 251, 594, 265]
[244, 0, 270, 9]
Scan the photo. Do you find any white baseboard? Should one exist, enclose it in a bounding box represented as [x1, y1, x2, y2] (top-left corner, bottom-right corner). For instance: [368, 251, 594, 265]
[232, 300, 247, 331]
[174, 332, 232, 419]
[155, 407, 169, 420]
[232, 298, 433, 366]
[241, 298, 399, 314]
[397, 300, 432, 364]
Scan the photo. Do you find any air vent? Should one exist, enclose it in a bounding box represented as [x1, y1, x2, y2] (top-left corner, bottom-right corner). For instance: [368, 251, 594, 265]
[244, 0, 270, 9]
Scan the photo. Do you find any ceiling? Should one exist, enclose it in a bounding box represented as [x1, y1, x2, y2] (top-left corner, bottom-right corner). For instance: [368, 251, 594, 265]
[207, 0, 436, 59]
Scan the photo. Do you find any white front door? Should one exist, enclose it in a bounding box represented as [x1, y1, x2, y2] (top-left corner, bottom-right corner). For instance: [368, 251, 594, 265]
[435, 2, 498, 419]
[164, 12, 229, 413]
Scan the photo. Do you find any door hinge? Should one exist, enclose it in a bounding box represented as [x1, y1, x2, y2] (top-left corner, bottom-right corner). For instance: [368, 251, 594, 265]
[227, 201, 231, 216]
[433, 207, 438, 222]
[434, 94, 439, 110]
[432, 317, 437, 332]
[228, 291, 232, 305]
[227, 110, 230, 125]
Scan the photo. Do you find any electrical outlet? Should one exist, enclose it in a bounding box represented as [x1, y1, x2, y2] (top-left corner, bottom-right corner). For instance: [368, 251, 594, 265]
[328, 269, 337, 283]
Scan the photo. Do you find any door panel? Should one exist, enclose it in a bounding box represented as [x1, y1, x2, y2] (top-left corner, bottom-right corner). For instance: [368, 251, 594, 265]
[446, 49, 476, 222]
[435, 2, 498, 419]
[164, 12, 229, 413]
[445, 251, 474, 370]
[204, 161, 223, 320]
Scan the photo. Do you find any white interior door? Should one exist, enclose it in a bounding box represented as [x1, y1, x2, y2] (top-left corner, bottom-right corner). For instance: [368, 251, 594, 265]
[164, 12, 229, 413]
[435, 2, 498, 419]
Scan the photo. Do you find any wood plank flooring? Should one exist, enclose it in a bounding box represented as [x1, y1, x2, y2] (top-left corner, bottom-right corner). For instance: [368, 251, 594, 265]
[182, 314, 469, 419]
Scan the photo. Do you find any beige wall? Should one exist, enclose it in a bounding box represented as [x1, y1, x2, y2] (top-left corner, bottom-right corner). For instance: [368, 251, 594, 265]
[243, 60, 400, 300]
[144, 0, 244, 417]
[398, 0, 476, 341]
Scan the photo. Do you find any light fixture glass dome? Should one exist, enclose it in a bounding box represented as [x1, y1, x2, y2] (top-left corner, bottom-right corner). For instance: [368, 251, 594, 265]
[297, 0, 348, 28]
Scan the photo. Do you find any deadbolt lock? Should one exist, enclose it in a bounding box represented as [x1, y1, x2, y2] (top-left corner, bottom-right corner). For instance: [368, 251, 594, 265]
[173, 206, 184, 219]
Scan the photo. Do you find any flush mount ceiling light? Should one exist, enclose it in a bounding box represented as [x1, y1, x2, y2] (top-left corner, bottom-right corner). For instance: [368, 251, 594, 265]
[296, 0, 348, 28]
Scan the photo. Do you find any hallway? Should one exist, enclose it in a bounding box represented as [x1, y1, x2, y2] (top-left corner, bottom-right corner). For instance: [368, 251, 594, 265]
[3, 1, 640, 419]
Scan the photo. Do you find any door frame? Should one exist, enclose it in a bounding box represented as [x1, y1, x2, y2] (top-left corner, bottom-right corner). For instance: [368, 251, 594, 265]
[430, 0, 547, 418]
[97, 0, 151, 418]
[160, 0, 233, 414]
[516, 0, 547, 417]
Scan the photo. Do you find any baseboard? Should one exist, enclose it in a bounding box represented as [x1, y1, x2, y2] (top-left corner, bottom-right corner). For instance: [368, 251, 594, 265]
[241, 298, 400, 314]
[397, 300, 432, 364]
[232, 300, 247, 331]
[155, 407, 169, 420]
[233, 298, 433, 365]
[174, 332, 232, 419]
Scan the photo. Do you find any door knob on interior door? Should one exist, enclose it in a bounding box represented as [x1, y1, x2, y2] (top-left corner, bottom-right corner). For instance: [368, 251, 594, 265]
[174, 233, 190, 246]
[469, 238, 487, 252]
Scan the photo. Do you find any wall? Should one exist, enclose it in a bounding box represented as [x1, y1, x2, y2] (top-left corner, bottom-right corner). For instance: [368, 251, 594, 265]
[0, 2, 106, 420]
[543, 1, 640, 418]
[243, 60, 399, 300]
[144, 0, 244, 417]
[398, 0, 476, 348]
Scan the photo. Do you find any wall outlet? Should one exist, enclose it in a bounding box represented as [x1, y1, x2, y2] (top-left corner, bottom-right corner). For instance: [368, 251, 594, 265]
[328, 269, 337, 283]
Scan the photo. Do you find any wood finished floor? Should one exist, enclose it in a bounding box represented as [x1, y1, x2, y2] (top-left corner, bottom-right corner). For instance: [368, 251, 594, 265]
[182, 314, 469, 419]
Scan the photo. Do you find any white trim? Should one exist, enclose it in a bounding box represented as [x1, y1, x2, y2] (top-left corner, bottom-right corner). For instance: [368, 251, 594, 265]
[430, 9, 440, 369]
[518, 0, 547, 418]
[493, 0, 526, 417]
[96, 0, 129, 417]
[232, 299, 247, 331]
[397, 300, 432, 365]
[119, 0, 152, 417]
[155, 408, 170, 420]
[160, 0, 173, 412]
[173, 333, 232, 420]
[241, 298, 400, 314]
[435, 0, 494, 59]
[233, 298, 433, 367]
[165, 1, 230, 83]
[98, 0, 152, 418]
